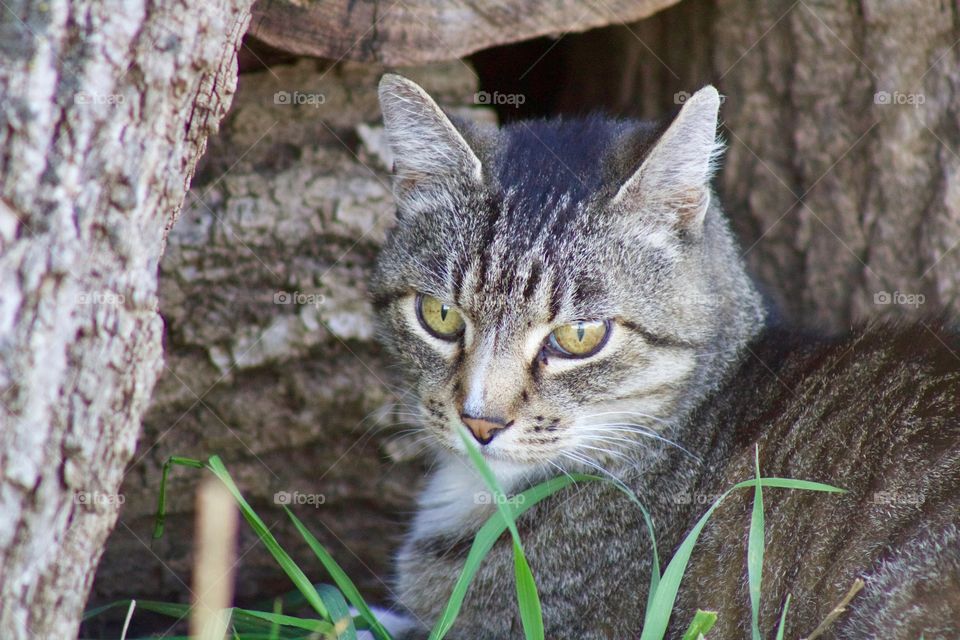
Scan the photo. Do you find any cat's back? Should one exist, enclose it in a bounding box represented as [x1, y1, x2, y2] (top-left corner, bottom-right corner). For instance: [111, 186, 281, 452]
[676, 321, 960, 639]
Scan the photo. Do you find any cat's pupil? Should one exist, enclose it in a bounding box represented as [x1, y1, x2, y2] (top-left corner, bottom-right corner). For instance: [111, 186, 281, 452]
[576, 322, 585, 342]
[440, 305, 449, 321]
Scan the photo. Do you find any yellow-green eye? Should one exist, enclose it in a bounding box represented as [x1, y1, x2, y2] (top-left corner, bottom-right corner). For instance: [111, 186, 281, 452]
[416, 294, 465, 340]
[548, 320, 610, 358]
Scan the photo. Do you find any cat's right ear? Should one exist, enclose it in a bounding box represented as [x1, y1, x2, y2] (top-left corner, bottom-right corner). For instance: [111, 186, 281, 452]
[612, 86, 723, 236]
[378, 74, 483, 202]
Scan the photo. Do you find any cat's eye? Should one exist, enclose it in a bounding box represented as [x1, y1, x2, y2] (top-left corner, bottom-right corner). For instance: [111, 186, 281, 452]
[547, 320, 611, 358]
[416, 294, 465, 340]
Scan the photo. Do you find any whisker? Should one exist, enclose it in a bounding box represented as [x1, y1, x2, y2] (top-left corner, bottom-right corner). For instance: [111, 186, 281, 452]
[576, 423, 700, 462]
[577, 410, 672, 427]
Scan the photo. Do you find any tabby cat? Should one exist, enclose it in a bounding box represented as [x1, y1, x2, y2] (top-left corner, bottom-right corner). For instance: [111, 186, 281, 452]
[369, 74, 960, 639]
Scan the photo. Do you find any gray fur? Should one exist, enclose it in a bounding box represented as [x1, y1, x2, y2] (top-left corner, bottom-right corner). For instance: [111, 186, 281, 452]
[371, 75, 960, 639]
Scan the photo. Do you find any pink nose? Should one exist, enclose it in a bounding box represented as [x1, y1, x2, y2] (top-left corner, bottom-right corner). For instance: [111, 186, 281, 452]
[461, 414, 507, 445]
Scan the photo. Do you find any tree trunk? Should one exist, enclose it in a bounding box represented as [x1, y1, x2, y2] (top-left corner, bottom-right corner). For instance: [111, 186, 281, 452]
[715, 0, 960, 329]
[247, 0, 683, 65]
[0, 1, 253, 637]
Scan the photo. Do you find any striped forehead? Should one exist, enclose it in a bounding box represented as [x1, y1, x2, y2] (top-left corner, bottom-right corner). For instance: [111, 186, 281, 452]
[451, 192, 610, 329]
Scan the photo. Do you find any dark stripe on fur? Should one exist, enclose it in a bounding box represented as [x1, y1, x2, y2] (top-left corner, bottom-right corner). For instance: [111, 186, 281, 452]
[621, 320, 700, 349]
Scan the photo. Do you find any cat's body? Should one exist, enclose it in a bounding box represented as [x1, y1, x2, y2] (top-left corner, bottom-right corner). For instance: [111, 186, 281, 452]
[371, 75, 960, 639]
[392, 323, 960, 639]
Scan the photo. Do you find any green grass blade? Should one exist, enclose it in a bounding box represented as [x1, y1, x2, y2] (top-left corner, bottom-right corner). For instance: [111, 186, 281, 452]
[428, 473, 589, 640]
[83, 599, 335, 638]
[774, 594, 791, 640]
[286, 508, 392, 640]
[513, 540, 545, 640]
[427, 469, 666, 640]
[83, 599, 191, 620]
[231, 608, 334, 634]
[270, 598, 282, 640]
[597, 475, 661, 613]
[680, 610, 718, 640]
[152, 456, 204, 539]
[640, 477, 843, 640]
[454, 427, 543, 640]
[316, 584, 357, 639]
[455, 427, 522, 542]
[640, 488, 731, 640]
[204, 455, 330, 621]
[747, 478, 844, 493]
[748, 446, 765, 640]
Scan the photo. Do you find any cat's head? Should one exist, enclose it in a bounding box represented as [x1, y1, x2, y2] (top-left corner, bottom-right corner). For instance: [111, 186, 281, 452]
[371, 75, 764, 470]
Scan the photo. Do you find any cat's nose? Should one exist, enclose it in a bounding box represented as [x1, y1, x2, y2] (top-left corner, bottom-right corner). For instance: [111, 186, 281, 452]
[460, 413, 509, 445]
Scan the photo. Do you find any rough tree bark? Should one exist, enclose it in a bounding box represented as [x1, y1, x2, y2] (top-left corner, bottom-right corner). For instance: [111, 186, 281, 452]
[0, 0, 253, 637]
[715, 0, 960, 329]
[248, 0, 684, 65]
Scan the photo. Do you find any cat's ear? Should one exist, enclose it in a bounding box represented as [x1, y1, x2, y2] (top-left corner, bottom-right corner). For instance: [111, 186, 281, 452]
[378, 74, 483, 199]
[612, 86, 723, 235]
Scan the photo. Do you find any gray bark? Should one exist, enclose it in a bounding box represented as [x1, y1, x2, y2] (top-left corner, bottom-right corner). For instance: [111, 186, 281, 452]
[0, 1, 253, 638]
[248, 0, 684, 65]
[715, 0, 960, 329]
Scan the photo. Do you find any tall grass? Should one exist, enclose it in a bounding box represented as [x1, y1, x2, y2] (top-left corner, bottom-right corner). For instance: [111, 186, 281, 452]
[86, 441, 843, 639]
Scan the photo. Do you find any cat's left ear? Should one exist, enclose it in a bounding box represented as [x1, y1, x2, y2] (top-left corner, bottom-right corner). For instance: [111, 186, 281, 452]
[612, 86, 723, 235]
[378, 74, 483, 199]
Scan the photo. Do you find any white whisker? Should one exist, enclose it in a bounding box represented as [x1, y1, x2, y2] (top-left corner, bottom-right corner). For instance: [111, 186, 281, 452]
[575, 423, 701, 462]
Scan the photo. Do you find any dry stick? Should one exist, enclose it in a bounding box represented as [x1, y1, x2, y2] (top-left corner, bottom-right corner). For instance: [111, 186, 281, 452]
[190, 477, 240, 640]
[802, 578, 865, 640]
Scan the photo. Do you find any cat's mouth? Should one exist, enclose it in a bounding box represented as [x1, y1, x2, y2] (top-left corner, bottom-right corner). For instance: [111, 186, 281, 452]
[447, 431, 545, 467]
